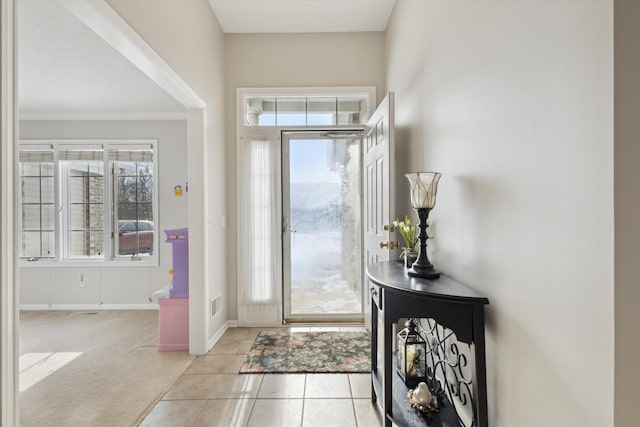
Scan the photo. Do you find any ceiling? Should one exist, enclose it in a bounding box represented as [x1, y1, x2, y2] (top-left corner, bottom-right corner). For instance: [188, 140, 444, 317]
[208, 0, 396, 34]
[18, 0, 186, 119]
[18, 0, 395, 118]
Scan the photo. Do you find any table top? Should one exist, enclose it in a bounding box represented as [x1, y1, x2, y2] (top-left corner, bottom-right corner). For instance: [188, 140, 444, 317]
[366, 260, 489, 305]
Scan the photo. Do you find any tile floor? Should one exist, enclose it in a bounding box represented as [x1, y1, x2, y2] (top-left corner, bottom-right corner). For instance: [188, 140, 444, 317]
[139, 326, 384, 427]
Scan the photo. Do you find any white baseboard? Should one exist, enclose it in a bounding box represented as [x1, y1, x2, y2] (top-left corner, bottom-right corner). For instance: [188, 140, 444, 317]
[20, 303, 159, 311]
[207, 320, 231, 351]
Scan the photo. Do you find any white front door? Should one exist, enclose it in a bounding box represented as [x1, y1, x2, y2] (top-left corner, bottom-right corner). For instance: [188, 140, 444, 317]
[363, 93, 395, 331]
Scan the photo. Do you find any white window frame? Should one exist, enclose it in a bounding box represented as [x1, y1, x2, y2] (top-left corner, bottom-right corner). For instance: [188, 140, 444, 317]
[58, 143, 106, 260]
[18, 139, 159, 267]
[108, 143, 157, 261]
[18, 144, 56, 259]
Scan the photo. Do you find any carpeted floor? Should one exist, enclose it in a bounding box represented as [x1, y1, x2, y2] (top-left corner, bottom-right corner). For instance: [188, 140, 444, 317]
[19, 310, 195, 427]
[240, 330, 370, 374]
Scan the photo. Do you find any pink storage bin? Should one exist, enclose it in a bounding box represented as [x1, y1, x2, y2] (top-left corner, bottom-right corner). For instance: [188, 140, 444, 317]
[158, 297, 189, 352]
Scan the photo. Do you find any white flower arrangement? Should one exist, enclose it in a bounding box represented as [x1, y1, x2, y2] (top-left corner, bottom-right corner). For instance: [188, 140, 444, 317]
[393, 215, 417, 249]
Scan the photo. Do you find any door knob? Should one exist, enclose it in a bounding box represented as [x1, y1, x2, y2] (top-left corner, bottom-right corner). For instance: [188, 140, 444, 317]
[379, 241, 389, 249]
[390, 241, 401, 249]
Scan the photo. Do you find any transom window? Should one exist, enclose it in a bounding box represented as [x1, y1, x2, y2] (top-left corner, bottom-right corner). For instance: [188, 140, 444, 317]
[18, 140, 158, 263]
[244, 95, 369, 126]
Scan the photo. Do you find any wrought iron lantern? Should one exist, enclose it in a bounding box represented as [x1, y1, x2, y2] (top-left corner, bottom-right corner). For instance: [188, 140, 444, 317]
[397, 318, 427, 388]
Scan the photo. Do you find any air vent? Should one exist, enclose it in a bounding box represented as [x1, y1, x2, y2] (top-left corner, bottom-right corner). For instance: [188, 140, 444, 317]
[211, 296, 222, 318]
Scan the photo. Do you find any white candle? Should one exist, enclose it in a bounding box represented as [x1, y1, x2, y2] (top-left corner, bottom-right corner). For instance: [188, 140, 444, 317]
[406, 346, 417, 377]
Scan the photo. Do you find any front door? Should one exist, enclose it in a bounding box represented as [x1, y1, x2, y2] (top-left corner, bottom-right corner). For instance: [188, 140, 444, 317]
[282, 131, 364, 322]
[363, 93, 395, 331]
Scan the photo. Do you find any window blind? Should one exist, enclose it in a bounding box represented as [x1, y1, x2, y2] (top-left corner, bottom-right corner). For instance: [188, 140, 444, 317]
[107, 148, 153, 162]
[58, 145, 104, 161]
[19, 145, 53, 163]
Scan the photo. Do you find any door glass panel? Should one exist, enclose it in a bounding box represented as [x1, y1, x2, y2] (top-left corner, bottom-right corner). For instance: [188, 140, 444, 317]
[285, 136, 362, 317]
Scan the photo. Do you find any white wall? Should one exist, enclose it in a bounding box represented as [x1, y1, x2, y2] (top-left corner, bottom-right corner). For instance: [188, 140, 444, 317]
[19, 120, 188, 307]
[614, 1, 640, 425]
[385, 1, 613, 426]
[224, 32, 386, 319]
[107, 0, 227, 353]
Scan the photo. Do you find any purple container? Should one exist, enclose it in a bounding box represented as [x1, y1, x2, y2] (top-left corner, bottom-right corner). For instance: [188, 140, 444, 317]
[164, 228, 189, 298]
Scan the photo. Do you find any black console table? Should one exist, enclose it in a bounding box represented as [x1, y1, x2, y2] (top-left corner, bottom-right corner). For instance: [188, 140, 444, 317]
[366, 261, 490, 427]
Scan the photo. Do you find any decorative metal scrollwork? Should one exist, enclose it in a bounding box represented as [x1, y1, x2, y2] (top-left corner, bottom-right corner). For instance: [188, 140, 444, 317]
[416, 318, 476, 427]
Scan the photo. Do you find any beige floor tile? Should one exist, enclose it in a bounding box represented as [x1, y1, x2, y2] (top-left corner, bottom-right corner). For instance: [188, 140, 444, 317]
[247, 399, 303, 427]
[209, 340, 242, 355]
[217, 332, 256, 347]
[302, 399, 356, 427]
[185, 355, 233, 374]
[257, 374, 306, 399]
[247, 327, 266, 337]
[225, 355, 248, 373]
[348, 374, 371, 398]
[353, 399, 383, 427]
[223, 327, 258, 340]
[305, 374, 351, 398]
[191, 399, 255, 427]
[163, 373, 262, 400]
[244, 328, 261, 340]
[163, 374, 222, 400]
[139, 400, 207, 427]
[235, 338, 256, 354]
[216, 335, 243, 346]
[210, 374, 263, 399]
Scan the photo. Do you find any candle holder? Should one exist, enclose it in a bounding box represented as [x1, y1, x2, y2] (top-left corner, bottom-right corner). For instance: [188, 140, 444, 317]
[405, 172, 442, 279]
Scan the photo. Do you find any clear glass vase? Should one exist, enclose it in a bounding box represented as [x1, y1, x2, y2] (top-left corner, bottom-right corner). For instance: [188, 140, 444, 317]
[402, 248, 418, 269]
